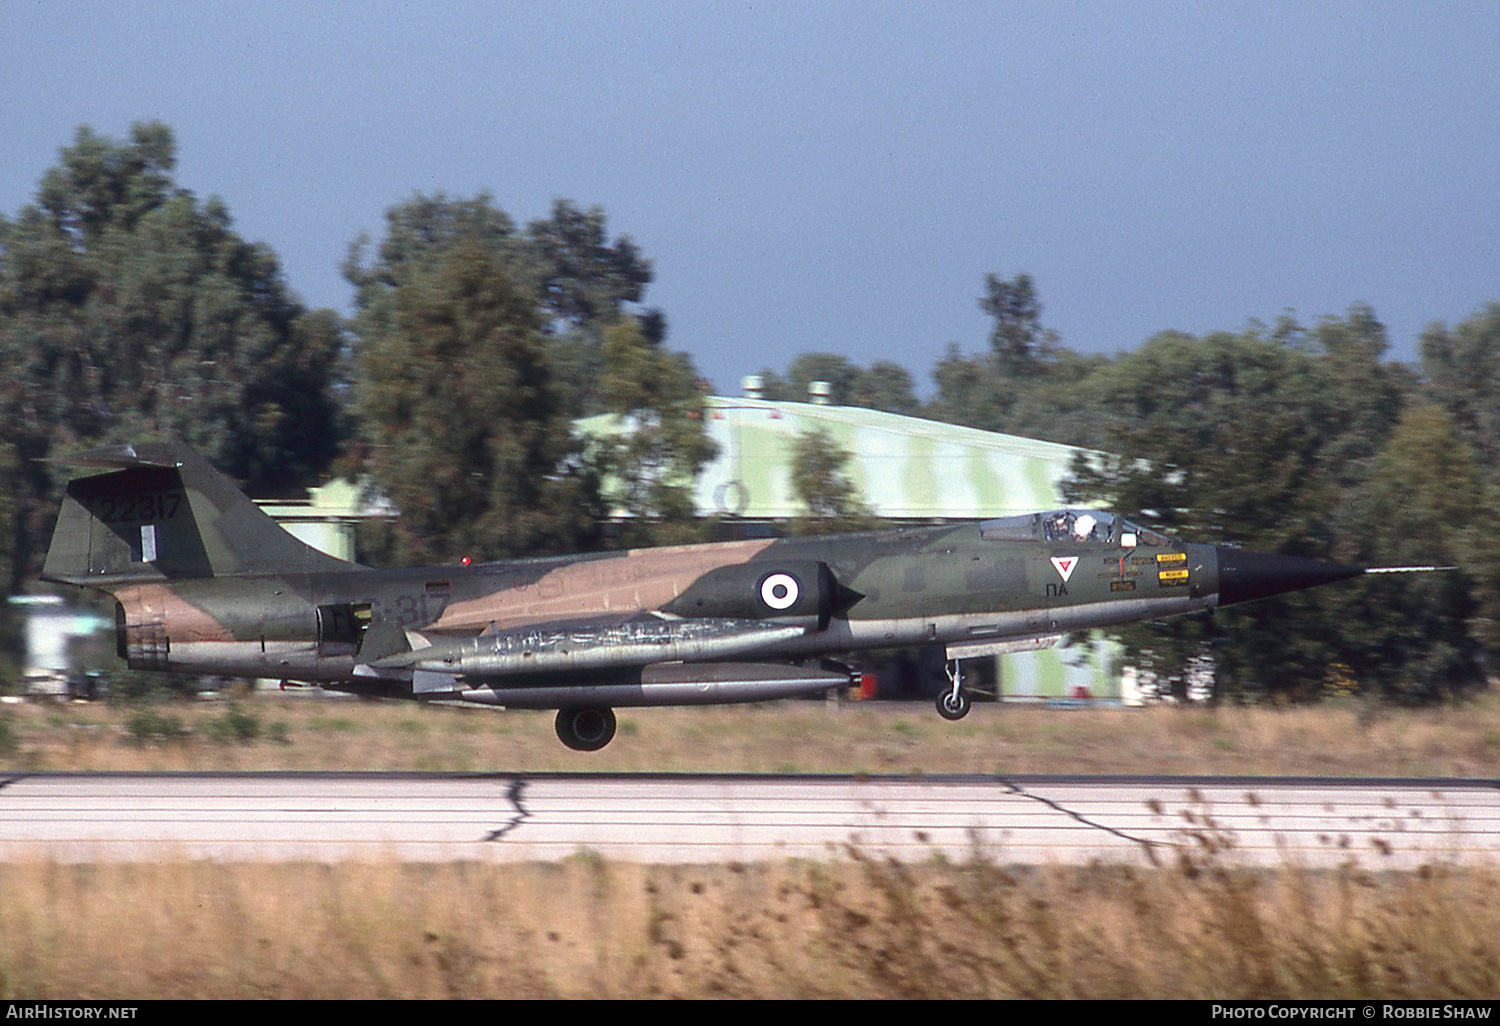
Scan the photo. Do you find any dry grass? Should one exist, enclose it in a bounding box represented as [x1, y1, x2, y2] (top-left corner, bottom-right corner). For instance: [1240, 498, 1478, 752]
[5, 694, 1500, 999]
[1, 856, 1497, 999]
[2, 688, 1500, 776]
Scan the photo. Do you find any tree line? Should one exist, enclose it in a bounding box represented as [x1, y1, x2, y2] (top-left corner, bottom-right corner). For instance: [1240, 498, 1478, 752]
[776, 275, 1500, 704]
[3, 121, 1498, 703]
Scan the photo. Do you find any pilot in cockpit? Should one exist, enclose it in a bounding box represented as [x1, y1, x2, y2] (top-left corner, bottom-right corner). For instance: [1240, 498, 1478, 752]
[1044, 511, 1073, 541]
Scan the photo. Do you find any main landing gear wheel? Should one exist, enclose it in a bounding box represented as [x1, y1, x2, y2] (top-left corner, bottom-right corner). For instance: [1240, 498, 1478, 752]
[555, 706, 617, 751]
[936, 658, 972, 720]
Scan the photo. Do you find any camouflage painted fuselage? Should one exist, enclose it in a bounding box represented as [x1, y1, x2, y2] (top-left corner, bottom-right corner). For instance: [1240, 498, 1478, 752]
[101, 522, 1218, 685]
[42, 442, 1357, 719]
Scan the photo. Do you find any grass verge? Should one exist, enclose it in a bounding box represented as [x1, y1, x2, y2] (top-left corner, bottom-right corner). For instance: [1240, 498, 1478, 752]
[2, 689, 1500, 775]
[0, 856, 1496, 999]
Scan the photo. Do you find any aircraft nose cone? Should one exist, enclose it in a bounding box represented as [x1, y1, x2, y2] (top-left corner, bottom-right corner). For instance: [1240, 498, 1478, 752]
[1214, 547, 1362, 606]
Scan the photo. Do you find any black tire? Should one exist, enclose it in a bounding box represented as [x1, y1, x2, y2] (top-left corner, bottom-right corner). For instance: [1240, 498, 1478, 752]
[555, 706, 618, 751]
[936, 690, 971, 721]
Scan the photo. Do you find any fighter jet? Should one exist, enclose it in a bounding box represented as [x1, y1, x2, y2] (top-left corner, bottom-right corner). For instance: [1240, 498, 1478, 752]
[41, 441, 1365, 750]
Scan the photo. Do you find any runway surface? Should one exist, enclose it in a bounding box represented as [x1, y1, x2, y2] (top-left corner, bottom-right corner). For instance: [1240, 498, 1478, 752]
[2, 772, 1498, 868]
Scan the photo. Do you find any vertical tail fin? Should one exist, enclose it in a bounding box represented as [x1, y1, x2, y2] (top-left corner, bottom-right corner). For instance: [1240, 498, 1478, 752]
[42, 441, 354, 586]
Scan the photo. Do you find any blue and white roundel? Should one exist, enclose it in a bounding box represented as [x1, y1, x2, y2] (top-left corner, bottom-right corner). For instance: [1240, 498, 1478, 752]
[759, 572, 800, 610]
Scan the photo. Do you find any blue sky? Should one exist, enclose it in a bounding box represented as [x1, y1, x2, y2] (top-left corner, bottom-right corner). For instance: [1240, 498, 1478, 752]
[3, 1, 1497, 395]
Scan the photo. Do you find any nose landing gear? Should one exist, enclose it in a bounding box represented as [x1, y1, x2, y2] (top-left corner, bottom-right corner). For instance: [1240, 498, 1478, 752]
[936, 659, 972, 720]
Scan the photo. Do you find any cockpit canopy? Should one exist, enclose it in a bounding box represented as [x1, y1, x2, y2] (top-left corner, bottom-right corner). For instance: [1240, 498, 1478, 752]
[978, 510, 1168, 548]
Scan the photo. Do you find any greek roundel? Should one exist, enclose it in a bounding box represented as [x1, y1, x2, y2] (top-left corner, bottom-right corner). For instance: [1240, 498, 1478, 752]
[759, 572, 801, 610]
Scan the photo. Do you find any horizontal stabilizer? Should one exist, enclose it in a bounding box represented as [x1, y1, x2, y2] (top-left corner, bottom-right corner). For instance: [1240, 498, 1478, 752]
[412, 670, 460, 695]
[42, 444, 183, 470]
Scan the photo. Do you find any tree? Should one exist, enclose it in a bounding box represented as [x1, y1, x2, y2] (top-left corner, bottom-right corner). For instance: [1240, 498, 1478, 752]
[927, 274, 1109, 446]
[0, 122, 343, 588]
[1330, 401, 1486, 702]
[525, 199, 653, 330]
[928, 345, 990, 425]
[752, 353, 920, 415]
[1063, 329, 1351, 699]
[597, 318, 717, 547]
[1420, 303, 1500, 479]
[789, 428, 874, 535]
[782, 353, 862, 405]
[980, 272, 1059, 377]
[1059, 317, 1494, 703]
[1307, 305, 1414, 489]
[349, 242, 602, 565]
[854, 361, 920, 415]
[344, 192, 521, 318]
[346, 194, 659, 420]
[523, 200, 657, 418]
[0, 440, 22, 682]
[345, 192, 706, 558]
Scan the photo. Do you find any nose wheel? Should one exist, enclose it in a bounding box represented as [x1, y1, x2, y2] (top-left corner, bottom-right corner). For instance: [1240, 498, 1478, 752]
[936, 659, 973, 720]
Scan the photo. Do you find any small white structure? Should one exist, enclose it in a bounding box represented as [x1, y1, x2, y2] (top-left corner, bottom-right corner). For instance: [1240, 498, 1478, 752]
[10, 594, 111, 695]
